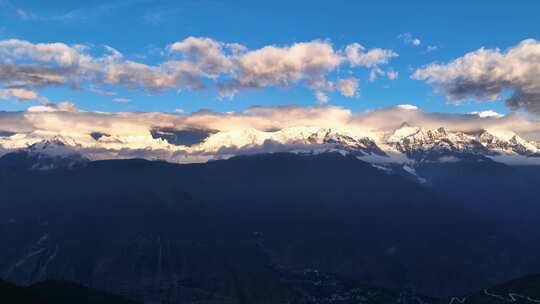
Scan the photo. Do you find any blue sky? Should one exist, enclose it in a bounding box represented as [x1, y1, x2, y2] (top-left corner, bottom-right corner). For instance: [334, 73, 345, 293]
[0, 0, 539, 115]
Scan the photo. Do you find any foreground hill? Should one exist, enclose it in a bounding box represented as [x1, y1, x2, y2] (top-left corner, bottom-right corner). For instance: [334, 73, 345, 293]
[1, 274, 539, 304]
[457, 274, 540, 304]
[0, 279, 138, 304]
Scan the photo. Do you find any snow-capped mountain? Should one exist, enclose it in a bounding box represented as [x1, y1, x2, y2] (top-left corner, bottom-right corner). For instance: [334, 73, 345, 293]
[1, 123, 540, 166]
[195, 126, 386, 156]
[386, 124, 540, 162]
[26, 136, 83, 157]
[0, 137, 88, 170]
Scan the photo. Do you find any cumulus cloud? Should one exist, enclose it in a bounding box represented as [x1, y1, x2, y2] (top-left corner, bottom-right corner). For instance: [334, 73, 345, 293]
[227, 40, 342, 96]
[168, 36, 236, 78]
[413, 39, 540, 114]
[336, 77, 359, 97]
[345, 43, 398, 68]
[0, 39, 90, 66]
[0, 37, 398, 103]
[100, 60, 180, 92]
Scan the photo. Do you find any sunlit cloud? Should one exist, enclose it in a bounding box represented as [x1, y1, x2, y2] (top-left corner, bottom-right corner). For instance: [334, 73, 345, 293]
[0, 37, 399, 104]
[0, 104, 538, 140]
[413, 39, 540, 115]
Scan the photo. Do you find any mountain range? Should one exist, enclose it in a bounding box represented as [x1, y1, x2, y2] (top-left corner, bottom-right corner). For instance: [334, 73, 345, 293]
[2, 123, 540, 167]
[1, 122, 540, 303]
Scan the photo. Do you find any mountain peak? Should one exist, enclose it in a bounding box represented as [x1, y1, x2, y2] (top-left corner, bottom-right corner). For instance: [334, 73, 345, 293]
[387, 123, 420, 143]
[27, 137, 81, 157]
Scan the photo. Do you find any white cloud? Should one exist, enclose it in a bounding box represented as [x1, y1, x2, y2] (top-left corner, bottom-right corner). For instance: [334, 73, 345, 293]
[26, 101, 78, 112]
[101, 60, 180, 92]
[336, 77, 359, 97]
[413, 39, 540, 114]
[0, 37, 396, 103]
[232, 40, 342, 92]
[469, 110, 504, 118]
[396, 104, 418, 110]
[0, 39, 90, 66]
[168, 36, 236, 78]
[351, 105, 540, 139]
[0, 104, 535, 143]
[345, 43, 398, 68]
[0, 87, 48, 103]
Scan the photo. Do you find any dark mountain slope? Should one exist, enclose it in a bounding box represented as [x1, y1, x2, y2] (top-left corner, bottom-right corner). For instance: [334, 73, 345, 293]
[0, 153, 539, 302]
[416, 160, 540, 216]
[416, 161, 540, 252]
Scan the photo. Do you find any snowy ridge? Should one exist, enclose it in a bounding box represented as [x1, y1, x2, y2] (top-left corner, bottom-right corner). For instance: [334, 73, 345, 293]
[195, 126, 385, 156]
[383, 124, 540, 162]
[1, 123, 540, 166]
